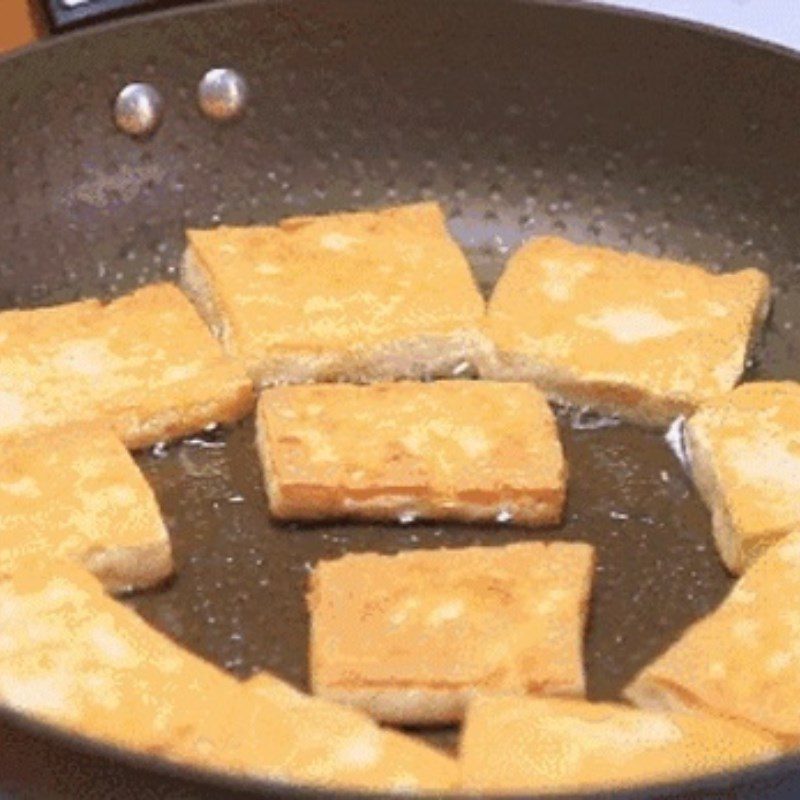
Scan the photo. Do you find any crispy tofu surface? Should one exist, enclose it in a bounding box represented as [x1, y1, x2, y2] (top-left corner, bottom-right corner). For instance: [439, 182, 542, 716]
[481, 237, 770, 425]
[0, 560, 232, 756]
[0, 284, 254, 448]
[0, 427, 171, 592]
[460, 696, 780, 793]
[687, 382, 800, 574]
[626, 531, 800, 744]
[183, 203, 487, 385]
[308, 542, 594, 724]
[257, 381, 566, 524]
[177, 673, 457, 791]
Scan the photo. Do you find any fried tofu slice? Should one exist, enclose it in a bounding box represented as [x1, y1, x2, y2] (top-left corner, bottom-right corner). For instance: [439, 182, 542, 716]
[176, 673, 457, 792]
[460, 696, 780, 793]
[480, 237, 770, 426]
[686, 382, 800, 574]
[256, 381, 566, 525]
[0, 427, 171, 593]
[0, 284, 254, 449]
[308, 542, 594, 725]
[626, 531, 800, 745]
[182, 202, 488, 387]
[0, 560, 233, 757]
[0, 560, 455, 792]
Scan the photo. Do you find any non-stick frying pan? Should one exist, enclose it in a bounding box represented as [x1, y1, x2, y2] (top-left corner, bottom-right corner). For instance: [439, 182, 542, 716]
[2, 1, 800, 797]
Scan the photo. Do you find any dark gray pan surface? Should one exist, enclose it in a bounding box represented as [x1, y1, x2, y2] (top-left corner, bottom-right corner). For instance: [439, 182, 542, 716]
[1, 1, 800, 797]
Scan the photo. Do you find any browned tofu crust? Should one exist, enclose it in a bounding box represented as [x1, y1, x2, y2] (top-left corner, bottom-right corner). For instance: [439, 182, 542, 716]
[179, 673, 458, 791]
[626, 531, 800, 745]
[0, 283, 254, 448]
[256, 381, 567, 525]
[460, 696, 780, 793]
[481, 237, 770, 426]
[0, 426, 171, 592]
[0, 560, 230, 756]
[183, 202, 488, 386]
[308, 542, 594, 724]
[686, 382, 800, 574]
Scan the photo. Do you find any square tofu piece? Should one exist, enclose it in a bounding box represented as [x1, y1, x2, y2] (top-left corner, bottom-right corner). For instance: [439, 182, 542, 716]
[0, 283, 254, 449]
[256, 381, 566, 525]
[480, 237, 770, 426]
[686, 382, 800, 574]
[460, 696, 780, 793]
[0, 427, 171, 593]
[182, 202, 488, 387]
[0, 559, 237, 757]
[626, 531, 800, 745]
[308, 542, 595, 725]
[176, 673, 457, 792]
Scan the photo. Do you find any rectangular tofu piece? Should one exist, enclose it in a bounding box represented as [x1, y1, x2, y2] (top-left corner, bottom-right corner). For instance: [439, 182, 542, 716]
[308, 542, 594, 725]
[182, 202, 488, 387]
[480, 237, 770, 426]
[460, 696, 780, 793]
[626, 531, 800, 745]
[686, 382, 800, 574]
[256, 381, 567, 525]
[0, 427, 171, 593]
[176, 672, 457, 792]
[0, 283, 254, 448]
[0, 559, 236, 757]
[0, 559, 456, 792]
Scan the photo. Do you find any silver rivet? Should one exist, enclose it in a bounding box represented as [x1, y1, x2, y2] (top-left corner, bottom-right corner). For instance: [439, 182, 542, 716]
[198, 68, 248, 121]
[113, 83, 164, 138]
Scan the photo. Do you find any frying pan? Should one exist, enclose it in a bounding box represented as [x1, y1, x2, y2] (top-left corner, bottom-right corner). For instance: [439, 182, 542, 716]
[2, 0, 800, 797]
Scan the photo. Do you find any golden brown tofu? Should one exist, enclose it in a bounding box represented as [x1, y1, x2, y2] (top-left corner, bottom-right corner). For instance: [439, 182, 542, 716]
[460, 696, 780, 793]
[686, 382, 800, 574]
[182, 203, 488, 387]
[0, 560, 234, 757]
[480, 237, 770, 426]
[175, 673, 458, 792]
[0, 560, 455, 791]
[0, 427, 171, 593]
[626, 531, 800, 745]
[308, 542, 594, 725]
[0, 284, 254, 448]
[256, 381, 567, 525]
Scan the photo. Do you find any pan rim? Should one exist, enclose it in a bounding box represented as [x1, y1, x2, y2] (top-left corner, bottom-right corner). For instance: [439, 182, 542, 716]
[1, 696, 797, 800]
[1, 0, 799, 69]
[1, 0, 800, 797]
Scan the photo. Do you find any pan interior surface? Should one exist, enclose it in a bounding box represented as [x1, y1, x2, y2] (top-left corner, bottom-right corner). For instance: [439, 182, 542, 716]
[1, 0, 800, 795]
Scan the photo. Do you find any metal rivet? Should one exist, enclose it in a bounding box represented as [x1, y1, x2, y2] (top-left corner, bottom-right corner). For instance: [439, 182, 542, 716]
[113, 83, 164, 138]
[198, 68, 248, 121]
